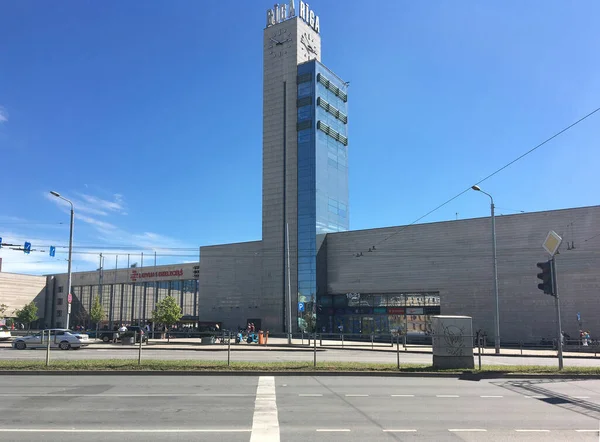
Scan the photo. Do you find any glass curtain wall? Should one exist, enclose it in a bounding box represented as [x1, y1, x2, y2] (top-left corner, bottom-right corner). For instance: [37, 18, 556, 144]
[297, 60, 349, 332]
[182, 280, 196, 317]
[322, 292, 441, 335]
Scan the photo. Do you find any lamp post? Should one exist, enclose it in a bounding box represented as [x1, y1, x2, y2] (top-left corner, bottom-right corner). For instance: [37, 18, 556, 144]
[471, 185, 500, 354]
[50, 191, 74, 330]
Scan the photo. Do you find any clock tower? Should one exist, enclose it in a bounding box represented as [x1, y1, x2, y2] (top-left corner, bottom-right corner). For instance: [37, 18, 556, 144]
[261, 3, 348, 334]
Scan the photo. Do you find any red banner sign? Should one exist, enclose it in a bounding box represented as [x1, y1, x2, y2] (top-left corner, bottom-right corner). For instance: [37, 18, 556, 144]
[130, 269, 184, 282]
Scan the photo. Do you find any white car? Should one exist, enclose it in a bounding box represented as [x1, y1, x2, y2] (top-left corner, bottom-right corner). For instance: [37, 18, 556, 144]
[12, 329, 90, 350]
[0, 325, 11, 341]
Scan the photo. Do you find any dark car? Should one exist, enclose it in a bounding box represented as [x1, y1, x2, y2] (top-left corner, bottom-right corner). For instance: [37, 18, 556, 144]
[126, 326, 149, 343]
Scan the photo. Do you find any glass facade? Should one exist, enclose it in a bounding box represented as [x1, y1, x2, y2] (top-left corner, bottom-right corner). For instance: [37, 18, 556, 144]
[297, 61, 349, 331]
[318, 292, 441, 335]
[71, 279, 199, 328]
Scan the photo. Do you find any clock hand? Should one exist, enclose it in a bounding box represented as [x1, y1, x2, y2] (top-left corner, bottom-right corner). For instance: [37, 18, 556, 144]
[270, 37, 282, 45]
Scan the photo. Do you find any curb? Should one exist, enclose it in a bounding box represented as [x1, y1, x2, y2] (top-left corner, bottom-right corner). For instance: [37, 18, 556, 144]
[1, 370, 599, 379]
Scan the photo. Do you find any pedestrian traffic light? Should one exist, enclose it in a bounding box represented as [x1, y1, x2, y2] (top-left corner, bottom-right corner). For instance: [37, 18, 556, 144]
[536, 260, 553, 295]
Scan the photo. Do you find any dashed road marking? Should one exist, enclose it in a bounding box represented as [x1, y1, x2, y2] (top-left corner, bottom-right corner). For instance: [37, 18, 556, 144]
[575, 430, 599, 433]
[436, 394, 459, 398]
[515, 429, 550, 432]
[574, 396, 591, 399]
[449, 429, 487, 432]
[383, 429, 417, 432]
[480, 395, 503, 398]
[316, 429, 351, 432]
[298, 393, 322, 397]
[391, 394, 415, 397]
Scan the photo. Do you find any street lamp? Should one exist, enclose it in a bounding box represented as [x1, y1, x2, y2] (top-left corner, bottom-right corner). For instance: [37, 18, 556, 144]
[50, 191, 74, 330]
[471, 185, 500, 354]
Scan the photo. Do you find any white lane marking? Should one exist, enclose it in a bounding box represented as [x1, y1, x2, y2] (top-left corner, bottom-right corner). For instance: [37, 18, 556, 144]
[436, 395, 459, 398]
[449, 429, 487, 432]
[298, 393, 322, 397]
[480, 395, 503, 398]
[391, 394, 415, 397]
[575, 430, 599, 433]
[531, 395, 548, 399]
[0, 429, 251, 433]
[345, 394, 368, 397]
[250, 376, 280, 442]
[383, 429, 417, 432]
[316, 429, 351, 432]
[574, 396, 591, 399]
[515, 429, 550, 432]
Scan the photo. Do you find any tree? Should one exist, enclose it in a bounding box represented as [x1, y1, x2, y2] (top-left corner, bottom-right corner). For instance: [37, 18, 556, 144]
[0, 303, 8, 320]
[14, 302, 38, 330]
[89, 297, 105, 332]
[152, 296, 182, 342]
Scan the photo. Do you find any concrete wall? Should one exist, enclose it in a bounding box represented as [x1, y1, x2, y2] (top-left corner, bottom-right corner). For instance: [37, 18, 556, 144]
[198, 240, 264, 330]
[0, 272, 47, 326]
[325, 206, 600, 343]
[262, 17, 322, 332]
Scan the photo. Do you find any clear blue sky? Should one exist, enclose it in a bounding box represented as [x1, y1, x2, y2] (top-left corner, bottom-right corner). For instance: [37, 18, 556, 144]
[1, 1, 599, 274]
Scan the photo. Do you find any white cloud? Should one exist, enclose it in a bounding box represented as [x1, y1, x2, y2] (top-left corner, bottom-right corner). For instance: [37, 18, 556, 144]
[77, 193, 126, 213]
[0, 106, 7, 123]
[76, 214, 117, 231]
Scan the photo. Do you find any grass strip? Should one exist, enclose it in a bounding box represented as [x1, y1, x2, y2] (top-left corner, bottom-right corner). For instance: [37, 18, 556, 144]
[0, 359, 599, 374]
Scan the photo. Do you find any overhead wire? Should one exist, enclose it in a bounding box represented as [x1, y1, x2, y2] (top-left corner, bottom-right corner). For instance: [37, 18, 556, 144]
[366, 106, 600, 251]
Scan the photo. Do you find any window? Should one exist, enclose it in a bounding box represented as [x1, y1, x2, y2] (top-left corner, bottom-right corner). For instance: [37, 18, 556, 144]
[297, 96, 312, 107]
[297, 72, 312, 84]
[58, 286, 64, 293]
[56, 310, 63, 317]
[298, 82, 312, 98]
[57, 298, 63, 305]
[297, 120, 312, 131]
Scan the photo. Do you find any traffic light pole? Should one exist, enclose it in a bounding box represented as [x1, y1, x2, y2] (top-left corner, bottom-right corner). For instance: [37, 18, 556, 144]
[552, 257, 563, 370]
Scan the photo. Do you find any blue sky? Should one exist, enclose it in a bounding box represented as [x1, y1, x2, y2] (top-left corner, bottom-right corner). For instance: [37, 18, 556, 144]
[1, 1, 599, 275]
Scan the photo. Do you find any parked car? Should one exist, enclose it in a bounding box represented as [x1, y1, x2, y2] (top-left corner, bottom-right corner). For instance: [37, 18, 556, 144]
[0, 325, 11, 341]
[126, 326, 148, 343]
[12, 329, 89, 350]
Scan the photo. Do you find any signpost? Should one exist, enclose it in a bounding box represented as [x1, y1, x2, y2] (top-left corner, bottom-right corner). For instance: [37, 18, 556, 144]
[540, 230, 563, 370]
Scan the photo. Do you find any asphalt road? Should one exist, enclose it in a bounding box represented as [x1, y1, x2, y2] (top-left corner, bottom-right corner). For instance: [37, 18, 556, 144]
[1, 346, 600, 367]
[1, 375, 600, 441]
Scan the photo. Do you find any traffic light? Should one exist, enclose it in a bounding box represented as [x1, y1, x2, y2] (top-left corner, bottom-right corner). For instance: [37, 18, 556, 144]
[536, 260, 554, 295]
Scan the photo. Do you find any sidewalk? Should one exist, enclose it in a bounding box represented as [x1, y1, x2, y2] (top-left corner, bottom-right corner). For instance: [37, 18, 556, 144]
[110, 336, 600, 358]
[2, 336, 599, 359]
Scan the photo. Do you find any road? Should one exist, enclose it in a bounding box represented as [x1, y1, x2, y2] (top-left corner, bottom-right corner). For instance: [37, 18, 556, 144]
[1, 346, 600, 367]
[1, 375, 600, 441]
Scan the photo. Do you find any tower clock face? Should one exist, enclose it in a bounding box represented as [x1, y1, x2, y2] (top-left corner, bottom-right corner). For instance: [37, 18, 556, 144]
[300, 32, 318, 59]
[266, 27, 293, 58]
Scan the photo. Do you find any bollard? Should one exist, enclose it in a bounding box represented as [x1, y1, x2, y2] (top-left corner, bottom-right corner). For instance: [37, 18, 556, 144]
[371, 333, 374, 350]
[396, 334, 400, 369]
[301, 331, 304, 346]
[227, 332, 231, 366]
[403, 333, 407, 351]
[478, 336, 482, 370]
[313, 332, 317, 367]
[45, 330, 51, 367]
[341, 333, 344, 349]
[138, 331, 143, 366]
[520, 341, 523, 356]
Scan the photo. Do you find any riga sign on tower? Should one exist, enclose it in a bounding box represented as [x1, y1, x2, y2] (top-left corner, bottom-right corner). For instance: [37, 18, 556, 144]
[266, 1, 320, 33]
